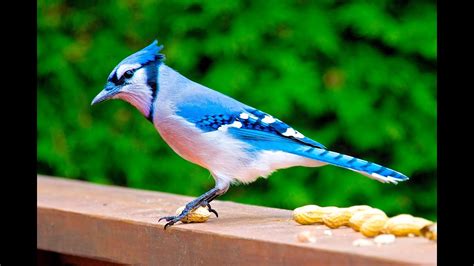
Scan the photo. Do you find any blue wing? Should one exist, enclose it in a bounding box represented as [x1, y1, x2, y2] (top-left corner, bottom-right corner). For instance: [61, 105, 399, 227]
[176, 97, 326, 150]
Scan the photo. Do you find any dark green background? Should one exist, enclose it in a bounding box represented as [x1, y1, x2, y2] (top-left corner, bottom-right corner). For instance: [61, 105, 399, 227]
[38, 0, 437, 220]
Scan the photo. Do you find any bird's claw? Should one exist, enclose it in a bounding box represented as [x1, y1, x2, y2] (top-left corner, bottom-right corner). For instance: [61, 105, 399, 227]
[158, 215, 182, 230]
[205, 203, 219, 217]
[158, 216, 176, 222]
[200, 201, 219, 217]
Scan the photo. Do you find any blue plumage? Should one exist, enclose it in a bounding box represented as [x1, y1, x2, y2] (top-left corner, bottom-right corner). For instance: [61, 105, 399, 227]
[295, 148, 408, 183]
[91, 40, 409, 229]
[176, 94, 328, 149]
[107, 40, 164, 82]
[121, 40, 164, 65]
[191, 108, 327, 149]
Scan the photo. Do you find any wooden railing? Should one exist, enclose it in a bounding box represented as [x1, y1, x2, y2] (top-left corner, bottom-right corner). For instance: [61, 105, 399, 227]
[37, 175, 436, 265]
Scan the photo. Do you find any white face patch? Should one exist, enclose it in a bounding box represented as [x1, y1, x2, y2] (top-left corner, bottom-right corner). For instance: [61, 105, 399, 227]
[115, 68, 152, 116]
[116, 63, 141, 80]
[118, 68, 147, 87]
[261, 115, 276, 124]
[281, 127, 305, 138]
[218, 121, 243, 131]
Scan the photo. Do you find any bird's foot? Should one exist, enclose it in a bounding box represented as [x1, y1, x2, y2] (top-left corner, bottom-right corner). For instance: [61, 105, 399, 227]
[158, 203, 219, 229]
[158, 186, 224, 230]
[158, 208, 192, 230]
[158, 216, 180, 229]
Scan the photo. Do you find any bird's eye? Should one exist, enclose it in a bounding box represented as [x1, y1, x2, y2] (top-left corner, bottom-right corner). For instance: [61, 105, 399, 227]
[123, 70, 134, 79]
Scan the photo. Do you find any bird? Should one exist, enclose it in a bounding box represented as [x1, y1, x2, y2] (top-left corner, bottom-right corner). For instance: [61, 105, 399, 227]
[91, 40, 409, 229]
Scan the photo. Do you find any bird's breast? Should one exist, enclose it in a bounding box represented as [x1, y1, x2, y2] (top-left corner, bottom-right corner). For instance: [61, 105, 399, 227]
[153, 113, 209, 168]
[152, 111, 258, 182]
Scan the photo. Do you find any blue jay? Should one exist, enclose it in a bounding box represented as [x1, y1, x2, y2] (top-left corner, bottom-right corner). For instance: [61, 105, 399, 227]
[92, 40, 409, 229]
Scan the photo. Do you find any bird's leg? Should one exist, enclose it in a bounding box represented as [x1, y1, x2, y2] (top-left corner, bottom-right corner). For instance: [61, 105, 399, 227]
[202, 181, 230, 217]
[196, 190, 225, 218]
[158, 186, 225, 229]
[198, 190, 223, 217]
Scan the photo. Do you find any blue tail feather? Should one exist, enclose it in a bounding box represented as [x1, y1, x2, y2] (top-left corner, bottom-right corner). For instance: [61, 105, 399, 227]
[296, 147, 409, 184]
[225, 127, 409, 183]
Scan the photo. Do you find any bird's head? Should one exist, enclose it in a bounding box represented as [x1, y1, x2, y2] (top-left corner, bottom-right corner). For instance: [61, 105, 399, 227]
[91, 40, 165, 119]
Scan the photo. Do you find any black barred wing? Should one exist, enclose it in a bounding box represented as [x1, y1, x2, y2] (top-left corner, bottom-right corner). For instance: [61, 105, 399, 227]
[194, 107, 326, 149]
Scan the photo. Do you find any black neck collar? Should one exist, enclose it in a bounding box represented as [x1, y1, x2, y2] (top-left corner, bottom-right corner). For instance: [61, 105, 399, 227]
[146, 62, 160, 122]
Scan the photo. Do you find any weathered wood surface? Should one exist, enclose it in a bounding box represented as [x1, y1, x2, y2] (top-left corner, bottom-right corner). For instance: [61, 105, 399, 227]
[37, 175, 436, 265]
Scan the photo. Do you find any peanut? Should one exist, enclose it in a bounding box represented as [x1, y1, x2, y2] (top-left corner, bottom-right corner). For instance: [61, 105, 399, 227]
[349, 208, 387, 231]
[347, 205, 373, 214]
[323, 208, 352, 228]
[360, 215, 389, 237]
[292, 204, 436, 242]
[381, 214, 412, 233]
[413, 217, 434, 229]
[383, 214, 433, 236]
[293, 205, 339, 225]
[420, 222, 437, 241]
[175, 206, 211, 223]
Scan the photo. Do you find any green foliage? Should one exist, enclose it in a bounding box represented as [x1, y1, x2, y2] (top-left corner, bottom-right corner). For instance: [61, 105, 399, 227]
[38, 0, 437, 220]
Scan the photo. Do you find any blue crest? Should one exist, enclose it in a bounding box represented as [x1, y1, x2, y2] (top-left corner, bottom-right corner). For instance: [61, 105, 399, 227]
[119, 40, 165, 66]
